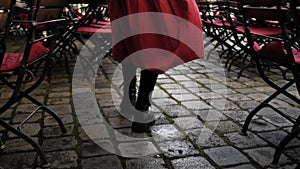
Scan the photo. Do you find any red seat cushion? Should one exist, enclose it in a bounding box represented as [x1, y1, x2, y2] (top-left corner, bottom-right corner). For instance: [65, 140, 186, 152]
[213, 20, 232, 27]
[254, 41, 300, 65]
[89, 23, 111, 29]
[292, 50, 300, 64]
[77, 26, 112, 34]
[236, 25, 282, 36]
[0, 42, 49, 71]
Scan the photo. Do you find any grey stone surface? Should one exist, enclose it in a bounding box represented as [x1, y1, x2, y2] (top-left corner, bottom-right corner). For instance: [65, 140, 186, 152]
[9, 123, 41, 137]
[12, 113, 42, 124]
[118, 141, 159, 157]
[151, 125, 185, 142]
[81, 155, 123, 169]
[244, 147, 290, 167]
[125, 158, 168, 169]
[158, 140, 199, 158]
[43, 124, 74, 138]
[285, 147, 300, 163]
[206, 121, 241, 133]
[225, 164, 257, 169]
[258, 130, 300, 147]
[160, 105, 191, 117]
[3, 138, 36, 153]
[194, 109, 227, 121]
[246, 119, 278, 132]
[81, 141, 112, 157]
[187, 128, 226, 148]
[1, 33, 300, 169]
[225, 132, 268, 148]
[223, 110, 252, 122]
[172, 156, 215, 169]
[181, 100, 211, 110]
[174, 116, 204, 130]
[44, 114, 74, 126]
[42, 136, 77, 152]
[45, 150, 78, 168]
[204, 146, 249, 166]
[0, 152, 36, 169]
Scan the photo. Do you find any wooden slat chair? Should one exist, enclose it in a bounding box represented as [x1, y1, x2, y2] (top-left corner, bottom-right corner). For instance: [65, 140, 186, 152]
[0, 0, 67, 168]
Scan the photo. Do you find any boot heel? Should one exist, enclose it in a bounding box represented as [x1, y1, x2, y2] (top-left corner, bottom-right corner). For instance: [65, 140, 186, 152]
[132, 122, 151, 133]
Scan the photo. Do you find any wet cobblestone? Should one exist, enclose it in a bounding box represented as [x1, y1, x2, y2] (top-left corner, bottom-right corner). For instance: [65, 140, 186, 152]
[0, 36, 299, 169]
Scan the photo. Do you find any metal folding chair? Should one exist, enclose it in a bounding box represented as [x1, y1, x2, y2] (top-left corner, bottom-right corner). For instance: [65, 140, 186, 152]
[239, 0, 300, 166]
[0, 0, 67, 167]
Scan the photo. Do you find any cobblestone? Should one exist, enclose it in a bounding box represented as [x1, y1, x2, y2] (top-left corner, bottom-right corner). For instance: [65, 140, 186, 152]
[82, 155, 123, 169]
[125, 158, 168, 169]
[244, 147, 290, 167]
[158, 140, 199, 158]
[1, 36, 300, 169]
[204, 146, 249, 166]
[171, 156, 215, 169]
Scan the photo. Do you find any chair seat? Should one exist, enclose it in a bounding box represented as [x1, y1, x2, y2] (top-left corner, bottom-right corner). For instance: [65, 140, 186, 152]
[77, 26, 112, 33]
[254, 41, 300, 65]
[213, 20, 232, 27]
[0, 42, 49, 71]
[236, 25, 282, 36]
[92, 19, 110, 25]
[89, 23, 111, 29]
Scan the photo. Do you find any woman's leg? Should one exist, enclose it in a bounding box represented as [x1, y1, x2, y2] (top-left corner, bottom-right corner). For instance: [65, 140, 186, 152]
[136, 69, 158, 111]
[132, 69, 158, 133]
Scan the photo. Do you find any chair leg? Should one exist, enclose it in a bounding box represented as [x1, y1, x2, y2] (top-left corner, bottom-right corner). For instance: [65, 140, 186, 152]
[0, 119, 51, 168]
[241, 81, 295, 135]
[292, 115, 300, 133]
[21, 95, 67, 135]
[241, 103, 268, 135]
[18, 105, 67, 135]
[271, 127, 300, 167]
[0, 77, 67, 135]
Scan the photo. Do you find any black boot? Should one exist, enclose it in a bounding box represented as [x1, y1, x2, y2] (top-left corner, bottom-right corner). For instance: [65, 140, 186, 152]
[131, 93, 156, 133]
[132, 70, 158, 133]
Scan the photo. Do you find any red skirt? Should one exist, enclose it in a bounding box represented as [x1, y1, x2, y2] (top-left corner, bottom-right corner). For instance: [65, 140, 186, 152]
[108, 0, 204, 73]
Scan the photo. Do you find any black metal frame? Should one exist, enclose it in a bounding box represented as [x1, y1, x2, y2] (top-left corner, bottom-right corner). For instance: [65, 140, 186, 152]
[0, 0, 67, 168]
[239, 0, 300, 166]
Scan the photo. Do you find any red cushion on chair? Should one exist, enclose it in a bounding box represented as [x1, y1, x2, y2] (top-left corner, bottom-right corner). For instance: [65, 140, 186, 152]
[255, 41, 300, 65]
[77, 26, 112, 34]
[254, 41, 288, 63]
[292, 50, 300, 64]
[0, 53, 23, 71]
[28, 42, 49, 62]
[236, 25, 282, 36]
[92, 19, 110, 25]
[89, 23, 111, 29]
[213, 20, 232, 27]
[0, 42, 49, 71]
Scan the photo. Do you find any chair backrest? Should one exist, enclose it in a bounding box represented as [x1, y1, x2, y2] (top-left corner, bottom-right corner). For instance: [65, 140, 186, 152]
[240, 0, 288, 46]
[0, 0, 14, 66]
[281, 0, 300, 65]
[21, 0, 65, 22]
[27, 0, 64, 7]
[0, 0, 14, 34]
[240, 0, 287, 21]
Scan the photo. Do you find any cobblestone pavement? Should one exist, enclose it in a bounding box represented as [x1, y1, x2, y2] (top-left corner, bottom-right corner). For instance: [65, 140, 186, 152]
[0, 36, 299, 169]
